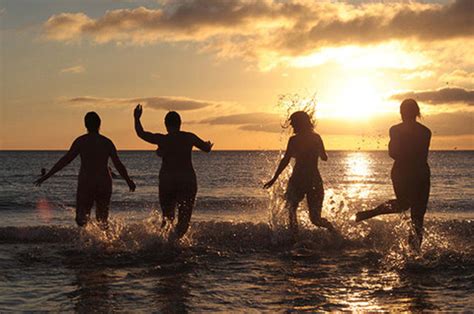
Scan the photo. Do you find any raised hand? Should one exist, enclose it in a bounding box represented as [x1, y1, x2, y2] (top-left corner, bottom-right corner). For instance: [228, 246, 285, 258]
[134, 104, 143, 119]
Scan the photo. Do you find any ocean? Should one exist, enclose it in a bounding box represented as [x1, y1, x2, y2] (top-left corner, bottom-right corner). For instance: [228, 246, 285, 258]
[0, 150, 473, 311]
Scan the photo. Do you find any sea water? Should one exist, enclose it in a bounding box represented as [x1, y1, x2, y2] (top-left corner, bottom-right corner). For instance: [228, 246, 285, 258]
[0, 150, 473, 311]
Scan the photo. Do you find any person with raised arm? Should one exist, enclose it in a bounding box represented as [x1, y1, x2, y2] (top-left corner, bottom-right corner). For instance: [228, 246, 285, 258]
[264, 111, 335, 237]
[355, 99, 431, 251]
[133, 104, 213, 240]
[35, 112, 136, 228]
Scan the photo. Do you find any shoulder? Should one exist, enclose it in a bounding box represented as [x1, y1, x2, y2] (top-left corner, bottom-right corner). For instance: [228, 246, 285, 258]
[417, 122, 432, 136]
[312, 132, 323, 141]
[100, 134, 113, 143]
[73, 134, 88, 145]
[389, 123, 402, 135]
[182, 131, 198, 140]
[98, 135, 116, 148]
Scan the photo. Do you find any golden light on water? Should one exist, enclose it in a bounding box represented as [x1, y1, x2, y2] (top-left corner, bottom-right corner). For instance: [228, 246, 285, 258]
[345, 152, 373, 199]
[346, 152, 371, 179]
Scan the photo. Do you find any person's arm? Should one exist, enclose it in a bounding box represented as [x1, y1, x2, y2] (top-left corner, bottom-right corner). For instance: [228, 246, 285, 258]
[318, 135, 328, 161]
[34, 139, 80, 186]
[192, 133, 213, 152]
[388, 127, 399, 160]
[109, 142, 136, 192]
[134, 104, 162, 145]
[263, 139, 293, 189]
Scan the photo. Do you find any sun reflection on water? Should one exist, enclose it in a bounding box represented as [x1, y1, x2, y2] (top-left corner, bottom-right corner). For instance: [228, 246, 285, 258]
[344, 152, 373, 200]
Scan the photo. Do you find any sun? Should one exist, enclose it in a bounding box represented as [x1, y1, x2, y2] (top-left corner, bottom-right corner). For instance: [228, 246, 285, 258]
[318, 77, 385, 120]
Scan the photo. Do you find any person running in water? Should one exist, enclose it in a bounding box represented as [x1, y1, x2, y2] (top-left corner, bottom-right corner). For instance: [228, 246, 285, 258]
[264, 111, 335, 236]
[133, 104, 213, 240]
[35, 112, 136, 228]
[355, 99, 431, 251]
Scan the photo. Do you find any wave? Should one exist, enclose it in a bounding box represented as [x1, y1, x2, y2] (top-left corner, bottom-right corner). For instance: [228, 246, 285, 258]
[0, 217, 472, 261]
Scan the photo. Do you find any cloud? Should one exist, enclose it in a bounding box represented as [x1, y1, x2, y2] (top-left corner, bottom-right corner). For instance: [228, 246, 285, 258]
[440, 70, 474, 87]
[60, 65, 85, 74]
[68, 95, 216, 110]
[197, 109, 474, 137]
[424, 111, 474, 136]
[199, 112, 280, 125]
[44, 13, 93, 41]
[41, 0, 474, 69]
[277, 0, 474, 55]
[239, 122, 281, 133]
[390, 87, 474, 106]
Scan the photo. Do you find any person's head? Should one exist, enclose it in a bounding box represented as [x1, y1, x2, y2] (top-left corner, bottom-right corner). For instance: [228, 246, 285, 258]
[289, 111, 313, 134]
[84, 112, 101, 133]
[165, 111, 181, 132]
[400, 99, 420, 122]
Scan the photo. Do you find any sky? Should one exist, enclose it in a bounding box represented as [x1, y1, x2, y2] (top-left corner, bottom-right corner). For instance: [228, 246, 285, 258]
[0, 0, 473, 150]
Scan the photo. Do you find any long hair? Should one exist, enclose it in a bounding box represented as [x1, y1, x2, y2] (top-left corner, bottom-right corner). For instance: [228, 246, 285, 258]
[289, 111, 314, 134]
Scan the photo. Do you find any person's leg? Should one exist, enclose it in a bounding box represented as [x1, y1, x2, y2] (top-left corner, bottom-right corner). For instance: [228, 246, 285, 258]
[174, 197, 195, 240]
[356, 170, 410, 222]
[285, 182, 304, 238]
[307, 183, 335, 231]
[287, 201, 299, 235]
[95, 181, 112, 229]
[76, 184, 94, 227]
[159, 184, 176, 228]
[409, 176, 430, 251]
[355, 199, 410, 222]
[172, 184, 197, 240]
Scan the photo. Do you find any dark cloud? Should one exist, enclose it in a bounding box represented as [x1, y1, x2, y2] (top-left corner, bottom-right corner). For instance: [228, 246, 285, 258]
[68, 96, 214, 110]
[390, 87, 474, 106]
[200, 110, 474, 137]
[43, 0, 474, 62]
[199, 112, 281, 125]
[278, 0, 474, 54]
[239, 122, 282, 133]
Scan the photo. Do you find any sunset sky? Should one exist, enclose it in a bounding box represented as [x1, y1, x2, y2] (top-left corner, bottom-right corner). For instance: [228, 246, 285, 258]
[1, 0, 473, 150]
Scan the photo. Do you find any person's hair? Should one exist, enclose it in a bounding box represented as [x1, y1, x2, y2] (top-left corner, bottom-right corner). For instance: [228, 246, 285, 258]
[289, 111, 313, 134]
[400, 98, 421, 121]
[84, 112, 101, 132]
[165, 111, 181, 131]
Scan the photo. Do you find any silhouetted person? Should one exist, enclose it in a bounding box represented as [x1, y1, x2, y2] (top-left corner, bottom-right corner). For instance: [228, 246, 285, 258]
[35, 112, 136, 227]
[108, 166, 119, 179]
[40, 168, 46, 176]
[134, 104, 213, 240]
[264, 111, 335, 237]
[355, 99, 431, 251]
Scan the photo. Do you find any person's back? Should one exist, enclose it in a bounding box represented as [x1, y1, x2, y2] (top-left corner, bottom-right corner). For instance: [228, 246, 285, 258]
[134, 105, 213, 240]
[159, 131, 197, 181]
[264, 111, 334, 235]
[390, 122, 431, 171]
[355, 99, 431, 251]
[34, 111, 135, 227]
[290, 131, 324, 178]
[76, 133, 114, 180]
